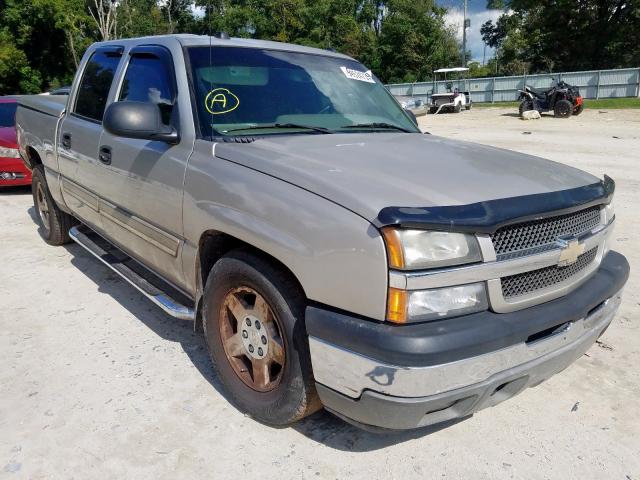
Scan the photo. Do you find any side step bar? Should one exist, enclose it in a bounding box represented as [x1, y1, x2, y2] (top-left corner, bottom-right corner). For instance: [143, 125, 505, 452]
[69, 225, 195, 320]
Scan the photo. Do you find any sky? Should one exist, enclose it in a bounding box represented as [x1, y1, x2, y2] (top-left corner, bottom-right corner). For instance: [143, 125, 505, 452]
[439, 0, 503, 64]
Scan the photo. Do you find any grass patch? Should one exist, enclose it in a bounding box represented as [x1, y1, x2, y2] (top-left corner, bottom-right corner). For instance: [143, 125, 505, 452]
[583, 97, 640, 109]
[474, 97, 640, 109]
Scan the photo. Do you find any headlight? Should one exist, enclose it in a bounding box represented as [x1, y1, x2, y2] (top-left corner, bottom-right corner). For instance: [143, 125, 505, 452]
[388, 283, 488, 323]
[381, 227, 482, 270]
[0, 146, 20, 158]
[604, 200, 615, 224]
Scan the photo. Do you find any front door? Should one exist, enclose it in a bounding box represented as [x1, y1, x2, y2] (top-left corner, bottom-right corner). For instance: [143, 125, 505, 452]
[95, 45, 192, 289]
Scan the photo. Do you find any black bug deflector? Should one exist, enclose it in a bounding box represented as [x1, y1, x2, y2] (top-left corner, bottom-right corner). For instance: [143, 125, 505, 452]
[375, 176, 614, 234]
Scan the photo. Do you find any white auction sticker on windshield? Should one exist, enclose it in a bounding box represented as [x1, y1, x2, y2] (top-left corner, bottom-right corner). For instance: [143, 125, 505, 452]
[340, 66, 375, 83]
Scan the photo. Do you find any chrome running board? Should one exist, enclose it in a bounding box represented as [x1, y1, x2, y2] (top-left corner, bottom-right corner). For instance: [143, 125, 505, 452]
[69, 225, 195, 320]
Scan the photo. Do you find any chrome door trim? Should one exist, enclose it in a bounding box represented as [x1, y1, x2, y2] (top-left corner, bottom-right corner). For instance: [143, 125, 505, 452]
[61, 175, 180, 257]
[61, 177, 99, 211]
[99, 200, 180, 256]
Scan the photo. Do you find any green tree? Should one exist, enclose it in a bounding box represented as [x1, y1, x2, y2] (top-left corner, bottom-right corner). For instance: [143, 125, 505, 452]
[0, 32, 42, 93]
[484, 0, 640, 73]
[378, 0, 460, 83]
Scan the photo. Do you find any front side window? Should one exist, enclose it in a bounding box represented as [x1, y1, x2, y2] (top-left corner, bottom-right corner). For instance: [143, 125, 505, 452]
[75, 50, 121, 121]
[187, 46, 418, 137]
[119, 54, 175, 124]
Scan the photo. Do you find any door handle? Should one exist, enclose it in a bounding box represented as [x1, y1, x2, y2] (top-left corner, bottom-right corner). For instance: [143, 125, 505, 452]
[61, 132, 72, 149]
[99, 146, 112, 165]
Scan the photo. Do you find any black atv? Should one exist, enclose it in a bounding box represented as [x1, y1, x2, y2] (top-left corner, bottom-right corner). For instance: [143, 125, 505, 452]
[517, 80, 584, 118]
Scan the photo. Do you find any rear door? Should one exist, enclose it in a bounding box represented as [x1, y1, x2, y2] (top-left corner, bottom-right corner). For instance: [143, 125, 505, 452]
[57, 46, 123, 228]
[95, 45, 192, 289]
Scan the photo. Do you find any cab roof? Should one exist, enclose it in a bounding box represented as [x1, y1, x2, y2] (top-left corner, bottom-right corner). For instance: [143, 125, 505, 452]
[95, 34, 354, 61]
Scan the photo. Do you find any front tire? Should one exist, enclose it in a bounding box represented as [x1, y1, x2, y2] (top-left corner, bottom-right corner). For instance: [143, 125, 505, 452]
[32, 165, 75, 245]
[573, 104, 584, 115]
[519, 99, 534, 115]
[554, 99, 573, 118]
[202, 250, 320, 426]
[454, 103, 461, 113]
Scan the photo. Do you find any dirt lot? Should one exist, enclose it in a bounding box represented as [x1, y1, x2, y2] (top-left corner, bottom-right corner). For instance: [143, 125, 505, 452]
[1, 108, 639, 479]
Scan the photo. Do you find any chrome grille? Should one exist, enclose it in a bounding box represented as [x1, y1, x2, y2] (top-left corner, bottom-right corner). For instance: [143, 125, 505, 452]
[501, 247, 598, 299]
[491, 206, 601, 256]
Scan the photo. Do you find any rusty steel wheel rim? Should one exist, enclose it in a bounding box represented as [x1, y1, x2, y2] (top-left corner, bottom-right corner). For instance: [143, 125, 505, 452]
[219, 286, 286, 392]
[36, 183, 50, 232]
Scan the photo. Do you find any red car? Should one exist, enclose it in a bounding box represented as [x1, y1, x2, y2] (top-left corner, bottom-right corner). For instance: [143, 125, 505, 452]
[0, 97, 31, 187]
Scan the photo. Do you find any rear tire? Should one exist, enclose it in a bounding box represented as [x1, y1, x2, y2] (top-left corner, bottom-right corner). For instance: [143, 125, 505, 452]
[429, 107, 438, 114]
[31, 165, 76, 245]
[573, 104, 584, 116]
[554, 99, 573, 118]
[202, 250, 320, 426]
[454, 103, 461, 113]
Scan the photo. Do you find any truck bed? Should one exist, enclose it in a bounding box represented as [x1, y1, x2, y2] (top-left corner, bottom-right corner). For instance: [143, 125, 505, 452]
[19, 95, 67, 117]
[15, 95, 67, 170]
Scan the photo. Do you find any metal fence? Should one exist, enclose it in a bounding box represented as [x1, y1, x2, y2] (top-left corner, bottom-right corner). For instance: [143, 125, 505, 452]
[386, 67, 640, 104]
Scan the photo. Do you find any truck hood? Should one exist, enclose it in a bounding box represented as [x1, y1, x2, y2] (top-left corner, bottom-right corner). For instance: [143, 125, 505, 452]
[214, 133, 599, 222]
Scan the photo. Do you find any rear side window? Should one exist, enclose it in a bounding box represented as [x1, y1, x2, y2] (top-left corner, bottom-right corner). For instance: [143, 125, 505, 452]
[74, 50, 121, 121]
[119, 54, 175, 125]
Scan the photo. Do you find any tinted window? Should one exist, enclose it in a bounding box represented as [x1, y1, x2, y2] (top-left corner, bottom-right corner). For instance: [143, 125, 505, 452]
[75, 51, 121, 121]
[0, 103, 17, 128]
[119, 55, 175, 124]
[187, 46, 418, 138]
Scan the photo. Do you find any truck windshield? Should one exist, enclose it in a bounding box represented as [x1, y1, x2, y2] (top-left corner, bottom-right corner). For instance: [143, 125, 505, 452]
[187, 46, 419, 137]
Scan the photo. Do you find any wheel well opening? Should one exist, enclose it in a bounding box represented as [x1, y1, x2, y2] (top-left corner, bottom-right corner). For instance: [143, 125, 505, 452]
[194, 231, 307, 330]
[26, 146, 42, 168]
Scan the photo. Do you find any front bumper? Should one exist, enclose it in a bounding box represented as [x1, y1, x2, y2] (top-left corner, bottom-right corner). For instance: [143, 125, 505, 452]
[307, 251, 629, 431]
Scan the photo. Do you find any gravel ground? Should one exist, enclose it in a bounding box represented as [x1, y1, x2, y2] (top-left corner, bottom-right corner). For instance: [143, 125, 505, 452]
[1, 108, 639, 479]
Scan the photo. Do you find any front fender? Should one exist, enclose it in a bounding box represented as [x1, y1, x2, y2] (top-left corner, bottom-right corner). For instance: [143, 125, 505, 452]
[182, 140, 389, 321]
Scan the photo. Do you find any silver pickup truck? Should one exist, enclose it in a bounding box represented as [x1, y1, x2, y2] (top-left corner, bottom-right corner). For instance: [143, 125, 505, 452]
[16, 34, 629, 432]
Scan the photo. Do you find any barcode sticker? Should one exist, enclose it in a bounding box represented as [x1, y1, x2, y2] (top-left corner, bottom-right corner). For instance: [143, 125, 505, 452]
[340, 67, 375, 83]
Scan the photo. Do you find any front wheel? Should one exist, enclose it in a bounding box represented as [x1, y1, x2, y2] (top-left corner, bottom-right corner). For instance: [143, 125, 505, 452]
[202, 250, 320, 426]
[454, 103, 461, 113]
[519, 99, 534, 115]
[573, 104, 584, 115]
[32, 165, 76, 245]
[554, 99, 573, 118]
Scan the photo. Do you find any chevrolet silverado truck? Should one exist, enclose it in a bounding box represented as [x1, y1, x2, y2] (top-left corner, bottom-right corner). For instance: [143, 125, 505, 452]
[16, 34, 629, 431]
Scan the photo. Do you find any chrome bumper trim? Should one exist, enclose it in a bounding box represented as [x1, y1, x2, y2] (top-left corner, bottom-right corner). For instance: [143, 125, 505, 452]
[309, 290, 622, 399]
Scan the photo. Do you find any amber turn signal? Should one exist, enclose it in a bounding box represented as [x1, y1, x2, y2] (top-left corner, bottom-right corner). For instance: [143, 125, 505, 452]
[381, 227, 405, 269]
[387, 287, 408, 323]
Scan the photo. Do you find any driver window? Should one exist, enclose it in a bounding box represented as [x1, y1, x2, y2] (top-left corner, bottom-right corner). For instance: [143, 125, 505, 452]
[119, 54, 175, 125]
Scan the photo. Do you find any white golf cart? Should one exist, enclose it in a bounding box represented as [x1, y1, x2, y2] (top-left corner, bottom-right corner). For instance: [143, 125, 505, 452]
[428, 67, 472, 114]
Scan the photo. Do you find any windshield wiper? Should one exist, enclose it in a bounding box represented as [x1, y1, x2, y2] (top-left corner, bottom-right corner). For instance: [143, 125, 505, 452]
[339, 122, 413, 133]
[223, 123, 333, 134]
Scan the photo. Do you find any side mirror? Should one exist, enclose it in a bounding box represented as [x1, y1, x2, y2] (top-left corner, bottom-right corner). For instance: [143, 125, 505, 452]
[103, 101, 179, 144]
[404, 108, 418, 126]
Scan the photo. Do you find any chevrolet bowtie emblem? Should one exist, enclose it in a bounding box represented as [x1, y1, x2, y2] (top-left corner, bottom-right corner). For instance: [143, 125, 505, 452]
[557, 238, 586, 266]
